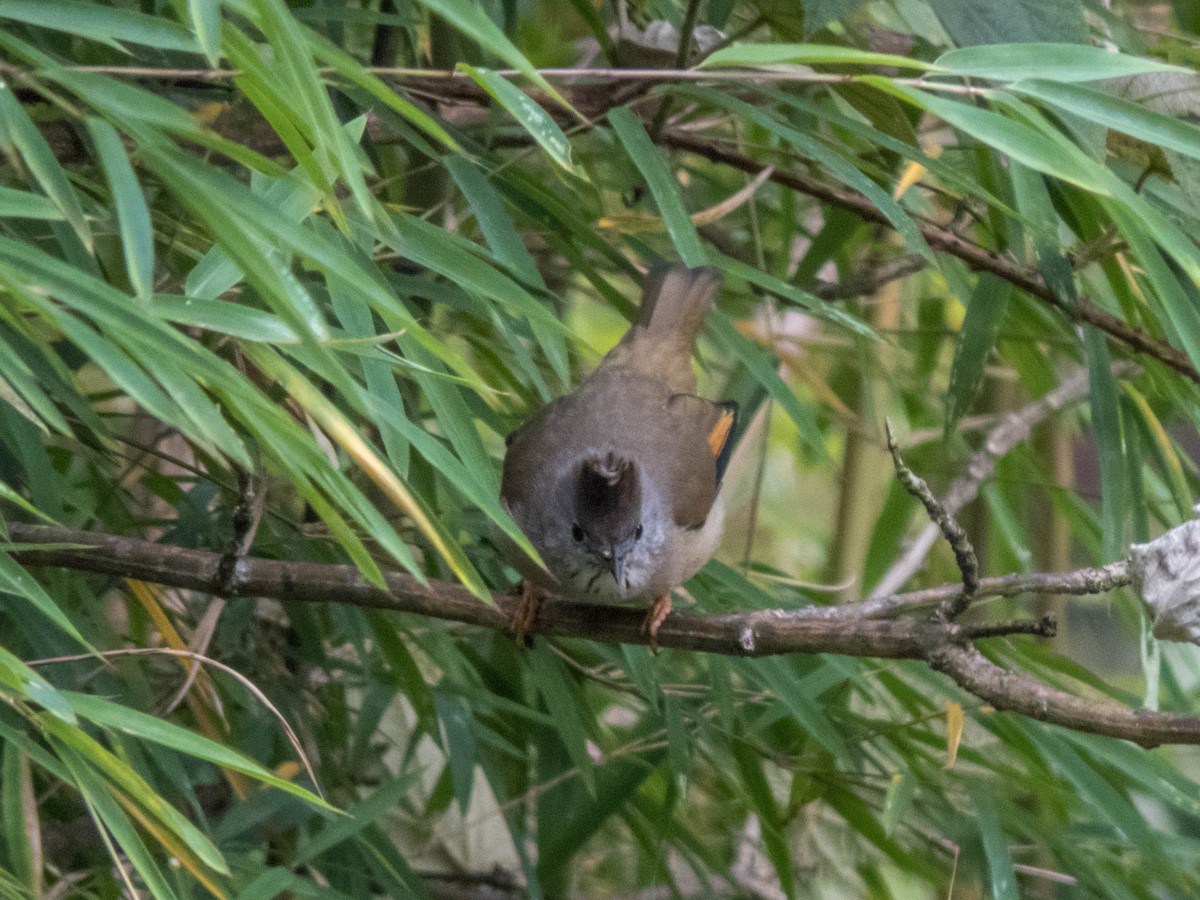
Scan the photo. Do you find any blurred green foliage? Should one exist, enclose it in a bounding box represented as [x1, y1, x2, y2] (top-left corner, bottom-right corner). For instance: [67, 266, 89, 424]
[1, 0, 1200, 897]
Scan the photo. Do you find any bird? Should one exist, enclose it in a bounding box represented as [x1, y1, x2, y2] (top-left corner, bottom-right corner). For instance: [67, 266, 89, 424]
[499, 263, 737, 650]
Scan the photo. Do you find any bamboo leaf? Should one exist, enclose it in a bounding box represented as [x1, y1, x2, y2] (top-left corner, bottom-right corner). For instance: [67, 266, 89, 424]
[937, 44, 1183, 83]
[42, 716, 231, 876]
[608, 107, 705, 266]
[189, 0, 223, 66]
[945, 274, 1011, 437]
[306, 29, 460, 151]
[463, 66, 586, 179]
[51, 741, 183, 900]
[678, 86, 932, 263]
[527, 646, 594, 794]
[1, 744, 39, 895]
[1085, 328, 1126, 563]
[1013, 78, 1200, 163]
[0, 553, 88, 650]
[411, 0, 576, 112]
[701, 43, 933, 71]
[86, 118, 155, 302]
[968, 779, 1018, 900]
[0, 85, 92, 251]
[62, 692, 336, 811]
[0, 186, 63, 220]
[0, 0, 199, 52]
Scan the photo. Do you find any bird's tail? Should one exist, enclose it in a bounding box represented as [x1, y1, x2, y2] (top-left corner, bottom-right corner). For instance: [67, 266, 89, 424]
[631, 263, 722, 355]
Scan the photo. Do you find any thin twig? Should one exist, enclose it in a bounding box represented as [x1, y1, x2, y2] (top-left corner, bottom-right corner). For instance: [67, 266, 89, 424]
[962, 616, 1057, 640]
[0, 61, 981, 91]
[809, 253, 927, 300]
[870, 364, 1136, 599]
[884, 421, 979, 618]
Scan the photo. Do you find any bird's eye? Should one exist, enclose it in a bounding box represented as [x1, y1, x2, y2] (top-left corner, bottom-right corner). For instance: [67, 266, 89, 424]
[572, 523, 584, 542]
[635, 523, 644, 539]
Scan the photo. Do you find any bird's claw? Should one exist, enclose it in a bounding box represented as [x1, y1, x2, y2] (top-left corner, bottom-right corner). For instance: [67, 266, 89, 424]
[512, 581, 542, 648]
[641, 594, 672, 654]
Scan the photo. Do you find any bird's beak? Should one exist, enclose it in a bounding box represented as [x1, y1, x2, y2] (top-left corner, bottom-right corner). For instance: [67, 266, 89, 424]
[610, 546, 626, 586]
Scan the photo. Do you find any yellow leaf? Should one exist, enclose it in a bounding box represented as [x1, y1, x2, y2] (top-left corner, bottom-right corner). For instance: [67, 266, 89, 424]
[894, 144, 941, 200]
[945, 700, 964, 768]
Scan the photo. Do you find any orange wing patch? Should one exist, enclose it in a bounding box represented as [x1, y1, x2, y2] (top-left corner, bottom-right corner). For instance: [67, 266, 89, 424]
[708, 408, 736, 457]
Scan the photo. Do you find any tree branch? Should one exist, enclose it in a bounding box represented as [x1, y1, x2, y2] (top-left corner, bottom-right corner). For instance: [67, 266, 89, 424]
[5, 523, 1194, 747]
[870, 364, 1136, 599]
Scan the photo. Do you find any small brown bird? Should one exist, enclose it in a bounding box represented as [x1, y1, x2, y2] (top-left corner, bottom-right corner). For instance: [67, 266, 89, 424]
[500, 264, 736, 648]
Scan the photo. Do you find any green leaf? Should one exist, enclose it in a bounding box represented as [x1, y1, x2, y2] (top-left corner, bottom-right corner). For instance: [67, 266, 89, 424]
[608, 107, 705, 266]
[1009, 161, 1076, 308]
[411, 0, 576, 113]
[140, 134, 487, 389]
[245, 0, 375, 226]
[0, 647, 76, 723]
[86, 118, 155, 302]
[1013, 78, 1200, 162]
[294, 773, 418, 864]
[40, 66, 284, 176]
[1084, 328, 1126, 563]
[663, 693, 690, 780]
[463, 66, 586, 179]
[185, 168, 321, 302]
[938, 44, 1183, 83]
[156, 296, 300, 343]
[1, 744, 38, 894]
[968, 779, 1018, 900]
[677, 86, 932, 263]
[926, 0, 1084, 47]
[731, 736, 795, 898]
[881, 770, 915, 837]
[433, 691, 476, 813]
[52, 741, 182, 899]
[0, 552, 88, 649]
[528, 646, 594, 795]
[0, 186, 63, 220]
[0, 0, 199, 52]
[0, 85, 91, 252]
[443, 154, 568, 380]
[538, 744, 665, 887]
[189, 0, 223, 66]
[0, 478, 55, 523]
[700, 42, 933, 71]
[306, 29, 460, 151]
[384, 212, 564, 338]
[0, 336, 71, 434]
[945, 274, 1011, 437]
[748, 657, 847, 758]
[1027, 728, 1161, 865]
[708, 312, 826, 456]
[879, 82, 1114, 193]
[62, 691, 335, 811]
[42, 717, 231, 876]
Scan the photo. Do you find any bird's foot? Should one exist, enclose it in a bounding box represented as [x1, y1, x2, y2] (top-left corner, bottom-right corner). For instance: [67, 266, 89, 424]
[512, 581, 543, 648]
[641, 594, 672, 654]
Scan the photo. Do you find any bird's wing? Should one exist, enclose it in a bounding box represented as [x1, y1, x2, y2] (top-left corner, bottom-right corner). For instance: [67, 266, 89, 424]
[662, 394, 739, 529]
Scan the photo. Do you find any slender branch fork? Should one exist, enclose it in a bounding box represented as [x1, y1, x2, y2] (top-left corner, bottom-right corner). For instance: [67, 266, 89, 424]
[7, 522, 1199, 747]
